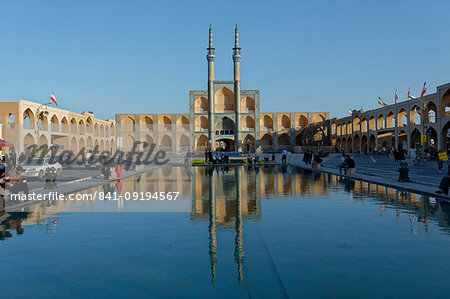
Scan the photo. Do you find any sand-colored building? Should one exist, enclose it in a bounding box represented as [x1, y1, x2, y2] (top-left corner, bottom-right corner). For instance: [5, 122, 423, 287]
[0, 99, 116, 155]
[331, 83, 450, 153]
[117, 26, 329, 153]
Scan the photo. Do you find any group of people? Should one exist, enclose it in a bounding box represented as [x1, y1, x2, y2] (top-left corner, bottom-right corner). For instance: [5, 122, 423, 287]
[204, 149, 230, 165]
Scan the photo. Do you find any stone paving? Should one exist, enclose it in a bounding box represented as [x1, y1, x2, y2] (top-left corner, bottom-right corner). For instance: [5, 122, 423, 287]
[322, 153, 445, 187]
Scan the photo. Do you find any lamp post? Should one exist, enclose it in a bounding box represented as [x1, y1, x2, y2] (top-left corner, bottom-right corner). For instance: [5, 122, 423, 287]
[35, 101, 54, 149]
[416, 98, 428, 165]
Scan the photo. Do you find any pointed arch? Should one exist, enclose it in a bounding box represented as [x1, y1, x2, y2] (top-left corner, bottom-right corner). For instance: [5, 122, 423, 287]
[195, 116, 209, 132]
[215, 87, 235, 113]
[61, 117, 68, 133]
[194, 97, 208, 113]
[240, 96, 255, 113]
[386, 111, 395, 128]
[262, 115, 273, 131]
[160, 134, 172, 151]
[260, 133, 273, 151]
[176, 116, 190, 132]
[178, 134, 190, 152]
[398, 109, 407, 127]
[196, 134, 209, 151]
[23, 109, 35, 129]
[50, 115, 59, 132]
[298, 115, 308, 129]
[23, 133, 35, 151]
[280, 115, 291, 130]
[241, 115, 255, 131]
[278, 133, 290, 150]
[377, 114, 385, 130]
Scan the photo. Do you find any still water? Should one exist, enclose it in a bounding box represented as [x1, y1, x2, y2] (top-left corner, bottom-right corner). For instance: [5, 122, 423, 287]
[1, 165, 450, 298]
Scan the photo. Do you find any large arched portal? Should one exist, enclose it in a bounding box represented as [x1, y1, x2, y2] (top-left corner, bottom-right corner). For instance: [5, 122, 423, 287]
[215, 87, 234, 113]
[216, 138, 235, 152]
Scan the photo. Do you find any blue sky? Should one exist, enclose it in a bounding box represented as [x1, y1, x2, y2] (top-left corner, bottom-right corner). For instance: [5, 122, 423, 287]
[0, 0, 449, 120]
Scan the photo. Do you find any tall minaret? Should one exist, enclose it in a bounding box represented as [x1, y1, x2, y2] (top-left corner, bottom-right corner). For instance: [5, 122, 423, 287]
[207, 25, 215, 149]
[233, 24, 242, 151]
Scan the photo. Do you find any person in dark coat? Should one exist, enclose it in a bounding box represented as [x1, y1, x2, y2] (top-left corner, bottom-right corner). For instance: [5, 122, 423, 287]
[436, 165, 450, 195]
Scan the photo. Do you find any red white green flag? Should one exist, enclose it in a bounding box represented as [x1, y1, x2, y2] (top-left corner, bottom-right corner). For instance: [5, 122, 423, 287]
[378, 97, 387, 107]
[348, 109, 352, 115]
[420, 81, 427, 97]
[395, 90, 398, 103]
[408, 87, 416, 99]
[50, 93, 57, 106]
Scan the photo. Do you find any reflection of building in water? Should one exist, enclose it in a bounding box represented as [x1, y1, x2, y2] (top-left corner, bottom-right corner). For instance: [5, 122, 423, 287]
[2, 165, 450, 243]
[191, 166, 261, 225]
[191, 166, 259, 283]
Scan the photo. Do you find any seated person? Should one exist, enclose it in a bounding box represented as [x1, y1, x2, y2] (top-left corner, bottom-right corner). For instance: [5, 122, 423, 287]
[343, 155, 356, 176]
[7, 166, 29, 196]
[0, 157, 5, 189]
[436, 165, 450, 195]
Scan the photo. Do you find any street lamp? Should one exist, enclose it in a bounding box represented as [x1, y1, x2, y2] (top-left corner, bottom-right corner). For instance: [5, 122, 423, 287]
[415, 98, 428, 165]
[35, 101, 54, 149]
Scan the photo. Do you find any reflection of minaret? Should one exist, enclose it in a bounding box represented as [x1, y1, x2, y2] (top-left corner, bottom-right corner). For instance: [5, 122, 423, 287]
[233, 25, 242, 152]
[207, 25, 215, 148]
[234, 167, 244, 282]
[208, 171, 217, 284]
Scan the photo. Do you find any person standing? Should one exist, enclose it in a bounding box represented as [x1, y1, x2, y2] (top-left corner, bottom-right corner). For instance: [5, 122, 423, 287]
[438, 150, 446, 172]
[281, 149, 287, 164]
[410, 147, 416, 160]
[116, 163, 123, 178]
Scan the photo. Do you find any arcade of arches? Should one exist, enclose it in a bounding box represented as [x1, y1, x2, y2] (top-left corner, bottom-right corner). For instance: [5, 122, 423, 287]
[332, 84, 450, 153]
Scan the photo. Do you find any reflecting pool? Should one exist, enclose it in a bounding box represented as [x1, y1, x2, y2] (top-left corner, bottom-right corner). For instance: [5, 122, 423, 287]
[1, 165, 450, 298]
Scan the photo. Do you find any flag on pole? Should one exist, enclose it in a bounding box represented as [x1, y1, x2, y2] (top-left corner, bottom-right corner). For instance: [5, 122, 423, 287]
[348, 109, 353, 115]
[420, 81, 427, 97]
[395, 90, 398, 103]
[378, 97, 387, 107]
[407, 87, 416, 99]
[407, 87, 410, 100]
[50, 93, 57, 106]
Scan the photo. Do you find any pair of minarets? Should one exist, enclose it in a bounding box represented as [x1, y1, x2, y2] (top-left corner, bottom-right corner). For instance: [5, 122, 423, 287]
[207, 25, 242, 151]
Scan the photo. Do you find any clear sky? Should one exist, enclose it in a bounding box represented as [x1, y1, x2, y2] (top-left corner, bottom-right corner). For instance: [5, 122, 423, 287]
[0, 0, 449, 120]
